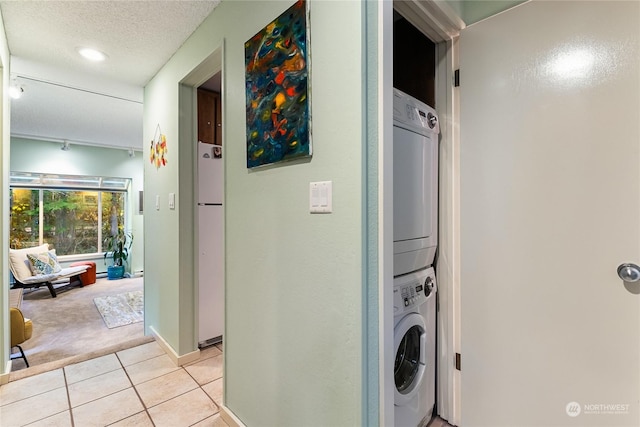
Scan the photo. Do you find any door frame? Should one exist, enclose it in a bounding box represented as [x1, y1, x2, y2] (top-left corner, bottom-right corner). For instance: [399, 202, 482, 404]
[178, 43, 225, 358]
[379, 1, 463, 424]
[0, 59, 9, 384]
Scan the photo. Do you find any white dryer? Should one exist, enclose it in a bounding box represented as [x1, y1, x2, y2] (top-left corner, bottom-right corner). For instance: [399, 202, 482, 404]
[394, 267, 437, 427]
[393, 88, 440, 277]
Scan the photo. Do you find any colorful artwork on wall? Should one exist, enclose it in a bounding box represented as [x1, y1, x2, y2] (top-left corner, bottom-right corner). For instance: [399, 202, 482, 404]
[244, 0, 311, 169]
[150, 124, 168, 170]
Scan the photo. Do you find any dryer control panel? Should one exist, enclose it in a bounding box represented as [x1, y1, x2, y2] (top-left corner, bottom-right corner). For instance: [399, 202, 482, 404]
[393, 88, 440, 136]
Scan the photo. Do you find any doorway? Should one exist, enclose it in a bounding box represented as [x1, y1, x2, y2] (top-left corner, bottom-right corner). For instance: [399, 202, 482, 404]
[177, 46, 225, 352]
[7, 142, 145, 373]
[196, 72, 224, 349]
[379, 1, 462, 425]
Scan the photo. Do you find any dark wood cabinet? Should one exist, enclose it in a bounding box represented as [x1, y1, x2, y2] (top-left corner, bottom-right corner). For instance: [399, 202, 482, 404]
[393, 13, 436, 108]
[197, 89, 222, 145]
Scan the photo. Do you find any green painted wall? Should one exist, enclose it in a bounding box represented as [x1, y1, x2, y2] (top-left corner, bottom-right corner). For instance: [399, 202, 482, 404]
[447, 0, 526, 25]
[144, 0, 367, 425]
[446, 0, 465, 19]
[10, 138, 144, 274]
[0, 6, 10, 379]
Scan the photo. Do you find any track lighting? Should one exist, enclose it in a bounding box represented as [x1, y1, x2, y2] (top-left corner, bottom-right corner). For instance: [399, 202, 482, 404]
[9, 84, 23, 99]
[61, 141, 71, 151]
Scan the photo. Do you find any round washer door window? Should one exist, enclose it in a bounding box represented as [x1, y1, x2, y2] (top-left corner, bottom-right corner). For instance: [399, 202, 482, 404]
[394, 313, 426, 405]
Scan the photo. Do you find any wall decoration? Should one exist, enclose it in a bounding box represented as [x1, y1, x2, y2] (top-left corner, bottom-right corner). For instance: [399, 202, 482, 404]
[150, 124, 168, 170]
[244, 0, 311, 169]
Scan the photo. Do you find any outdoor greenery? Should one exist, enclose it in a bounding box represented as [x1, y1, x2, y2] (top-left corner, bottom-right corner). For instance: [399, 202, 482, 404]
[10, 188, 125, 256]
[9, 189, 38, 249]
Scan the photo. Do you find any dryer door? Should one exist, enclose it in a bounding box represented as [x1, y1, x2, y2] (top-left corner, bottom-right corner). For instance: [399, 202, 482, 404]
[393, 125, 437, 244]
[393, 124, 439, 275]
[394, 312, 427, 406]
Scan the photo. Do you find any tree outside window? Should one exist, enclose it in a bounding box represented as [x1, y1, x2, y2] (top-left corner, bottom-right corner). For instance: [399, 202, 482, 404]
[42, 190, 99, 255]
[102, 192, 125, 239]
[10, 189, 39, 249]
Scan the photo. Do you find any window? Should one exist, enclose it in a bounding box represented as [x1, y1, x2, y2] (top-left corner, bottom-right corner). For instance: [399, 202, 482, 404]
[10, 172, 130, 257]
[10, 189, 39, 249]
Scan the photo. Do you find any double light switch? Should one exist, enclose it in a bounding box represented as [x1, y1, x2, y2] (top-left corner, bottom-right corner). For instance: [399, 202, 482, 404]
[309, 181, 332, 213]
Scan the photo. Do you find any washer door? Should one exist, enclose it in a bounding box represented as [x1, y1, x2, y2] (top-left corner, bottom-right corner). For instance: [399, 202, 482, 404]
[394, 312, 427, 406]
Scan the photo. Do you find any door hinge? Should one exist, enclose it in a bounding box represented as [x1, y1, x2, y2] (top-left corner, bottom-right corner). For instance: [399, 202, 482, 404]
[455, 353, 461, 371]
[454, 69, 460, 87]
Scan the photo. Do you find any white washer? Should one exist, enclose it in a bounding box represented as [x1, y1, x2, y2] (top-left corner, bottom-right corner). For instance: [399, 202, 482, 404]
[394, 267, 437, 427]
[393, 88, 440, 277]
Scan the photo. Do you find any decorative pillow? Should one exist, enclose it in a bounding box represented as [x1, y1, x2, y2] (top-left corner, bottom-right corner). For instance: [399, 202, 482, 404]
[27, 251, 63, 276]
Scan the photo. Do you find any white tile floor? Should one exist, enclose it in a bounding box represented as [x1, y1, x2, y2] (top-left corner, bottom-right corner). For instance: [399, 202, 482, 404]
[0, 341, 227, 427]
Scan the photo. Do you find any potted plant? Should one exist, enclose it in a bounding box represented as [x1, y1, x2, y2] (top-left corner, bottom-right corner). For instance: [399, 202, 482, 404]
[103, 229, 133, 280]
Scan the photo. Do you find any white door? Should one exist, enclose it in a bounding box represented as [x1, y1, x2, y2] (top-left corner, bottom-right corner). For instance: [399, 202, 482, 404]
[460, 1, 639, 426]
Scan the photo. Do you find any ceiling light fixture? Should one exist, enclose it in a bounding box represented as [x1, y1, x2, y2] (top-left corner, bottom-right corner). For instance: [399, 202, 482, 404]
[61, 141, 71, 151]
[77, 47, 107, 62]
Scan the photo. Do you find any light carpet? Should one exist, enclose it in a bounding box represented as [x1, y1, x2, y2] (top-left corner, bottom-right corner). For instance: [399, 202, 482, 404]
[94, 290, 144, 328]
[11, 277, 145, 373]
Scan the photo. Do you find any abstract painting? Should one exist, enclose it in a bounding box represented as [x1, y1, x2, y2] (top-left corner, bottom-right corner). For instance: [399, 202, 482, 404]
[245, 0, 311, 168]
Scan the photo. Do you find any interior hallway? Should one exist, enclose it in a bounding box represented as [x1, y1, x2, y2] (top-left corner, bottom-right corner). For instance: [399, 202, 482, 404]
[2, 336, 456, 427]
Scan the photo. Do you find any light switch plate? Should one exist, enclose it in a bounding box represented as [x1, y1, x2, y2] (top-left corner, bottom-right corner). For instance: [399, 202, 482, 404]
[155, 195, 160, 211]
[310, 181, 332, 213]
[169, 193, 175, 210]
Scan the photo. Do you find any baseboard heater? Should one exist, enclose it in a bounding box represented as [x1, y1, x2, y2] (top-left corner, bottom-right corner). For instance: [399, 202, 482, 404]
[96, 271, 144, 279]
[198, 335, 223, 349]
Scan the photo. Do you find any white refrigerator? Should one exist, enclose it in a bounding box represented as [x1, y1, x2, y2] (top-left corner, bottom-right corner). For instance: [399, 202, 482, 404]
[197, 142, 224, 347]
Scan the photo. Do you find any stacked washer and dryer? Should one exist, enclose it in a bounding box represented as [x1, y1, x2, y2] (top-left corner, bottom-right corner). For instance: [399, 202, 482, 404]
[392, 88, 439, 427]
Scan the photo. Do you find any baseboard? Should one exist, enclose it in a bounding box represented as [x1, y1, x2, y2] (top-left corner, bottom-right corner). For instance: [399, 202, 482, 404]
[0, 361, 12, 385]
[220, 406, 246, 427]
[149, 325, 200, 366]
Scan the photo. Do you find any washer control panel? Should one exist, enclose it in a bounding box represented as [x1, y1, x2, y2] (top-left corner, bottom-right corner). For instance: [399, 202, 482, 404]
[393, 268, 436, 316]
[400, 282, 424, 307]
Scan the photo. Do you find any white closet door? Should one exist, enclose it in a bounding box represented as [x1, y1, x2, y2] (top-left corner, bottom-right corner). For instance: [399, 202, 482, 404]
[460, 1, 639, 426]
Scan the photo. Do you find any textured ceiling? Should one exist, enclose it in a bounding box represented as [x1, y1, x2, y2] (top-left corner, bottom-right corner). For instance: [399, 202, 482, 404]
[1, 0, 221, 150]
[1, 0, 221, 86]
